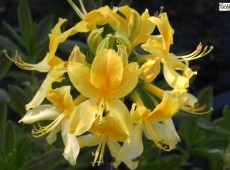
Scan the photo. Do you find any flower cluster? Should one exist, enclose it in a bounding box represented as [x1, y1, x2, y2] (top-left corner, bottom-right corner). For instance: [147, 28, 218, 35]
[9, 1, 213, 169]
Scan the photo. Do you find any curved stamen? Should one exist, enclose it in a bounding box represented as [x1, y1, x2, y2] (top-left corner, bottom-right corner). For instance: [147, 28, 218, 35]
[182, 103, 213, 114]
[91, 135, 107, 166]
[144, 120, 174, 151]
[178, 43, 214, 61]
[32, 114, 64, 137]
[4, 50, 50, 72]
[79, 0, 87, 14]
[67, 0, 84, 19]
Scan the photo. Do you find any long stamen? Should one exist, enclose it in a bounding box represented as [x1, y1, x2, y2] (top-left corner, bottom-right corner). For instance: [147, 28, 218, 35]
[78, 0, 87, 14]
[4, 50, 50, 72]
[32, 114, 64, 137]
[178, 43, 214, 61]
[91, 135, 107, 166]
[182, 103, 213, 114]
[67, 0, 84, 19]
[144, 120, 172, 151]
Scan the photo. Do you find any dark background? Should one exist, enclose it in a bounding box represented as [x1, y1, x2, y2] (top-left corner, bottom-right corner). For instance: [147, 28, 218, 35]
[0, 0, 230, 114]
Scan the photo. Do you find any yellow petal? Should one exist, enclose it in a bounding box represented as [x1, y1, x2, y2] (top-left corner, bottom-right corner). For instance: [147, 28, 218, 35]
[25, 69, 65, 110]
[63, 133, 80, 166]
[139, 58, 161, 82]
[131, 9, 155, 48]
[89, 99, 132, 142]
[78, 134, 100, 148]
[68, 62, 99, 98]
[90, 49, 123, 92]
[68, 99, 97, 135]
[149, 13, 173, 52]
[19, 104, 61, 124]
[47, 86, 74, 117]
[163, 63, 190, 91]
[119, 124, 144, 161]
[149, 91, 180, 119]
[130, 105, 151, 124]
[49, 19, 88, 58]
[109, 62, 139, 98]
[107, 137, 139, 170]
[83, 6, 120, 30]
[107, 99, 132, 138]
[141, 38, 166, 58]
[144, 118, 180, 151]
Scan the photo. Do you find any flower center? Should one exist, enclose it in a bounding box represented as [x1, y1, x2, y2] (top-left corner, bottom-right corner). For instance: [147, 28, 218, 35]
[96, 97, 110, 126]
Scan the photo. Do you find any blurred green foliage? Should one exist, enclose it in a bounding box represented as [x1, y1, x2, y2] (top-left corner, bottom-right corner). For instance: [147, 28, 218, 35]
[0, 0, 229, 170]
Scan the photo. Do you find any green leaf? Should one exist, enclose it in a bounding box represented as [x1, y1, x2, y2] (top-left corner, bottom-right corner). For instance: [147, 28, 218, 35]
[3, 121, 16, 157]
[0, 88, 9, 102]
[0, 101, 7, 131]
[140, 154, 184, 170]
[118, 0, 133, 6]
[18, 0, 34, 49]
[7, 70, 32, 83]
[59, 39, 89, 54]
[36, 15, 53, 42]
[177, 114, 206, 147]
[0, 35, 18, 50]
[3, 21, 26, 49]
[8, 85, 28, 117]
[15, 135, 31, 168]
[198, 118, 230, 137]
[198, 86, 213, 108]
[23, 149, 63, 170]
[223, 105, 230, 121]
[0, 52, 13, 80]
[223, 140, 230, 170]
[198, 86, 213, 121]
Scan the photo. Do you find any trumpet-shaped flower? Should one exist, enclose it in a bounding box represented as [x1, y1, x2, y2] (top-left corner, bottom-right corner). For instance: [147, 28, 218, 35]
[141, 13, 213, 91]
[67, 46, 138, 138]
[76, 119, 139, 169]
[129, 91, 181, 151]
[9, 18, 88, 110]
[83, 5, 155, 48]
[19, 86, 80, 165]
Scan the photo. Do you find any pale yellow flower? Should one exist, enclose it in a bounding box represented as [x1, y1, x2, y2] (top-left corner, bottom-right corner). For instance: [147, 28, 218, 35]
[9, 18, 88, 110]
[76, 123, 139, 169]
[143, 82, 210, 114]
[19, 86, 80, 165]
[129, 91, 181, 151]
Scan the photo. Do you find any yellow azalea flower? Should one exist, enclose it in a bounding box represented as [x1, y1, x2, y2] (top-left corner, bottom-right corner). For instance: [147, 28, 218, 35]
[129, 91, 181, 151]
[82, 5, 155, 48]
[19, 86, 80, 166]
[76, 131, 138, 169]
[141, 13, 213, 91]
[8, 18, 88, 111]
[112, 6, 155, 48]
[143, 82, 210, 114]
[83, 6, 120, 30]
[67, 46, 138, 137]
